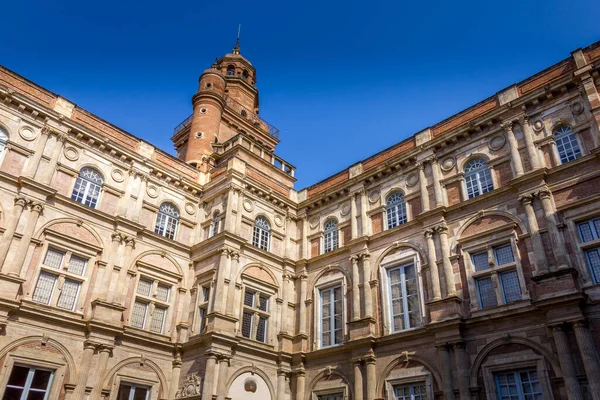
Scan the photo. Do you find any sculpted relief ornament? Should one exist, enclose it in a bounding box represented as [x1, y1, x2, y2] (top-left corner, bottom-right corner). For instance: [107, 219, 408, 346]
[175, 374, 202, 398]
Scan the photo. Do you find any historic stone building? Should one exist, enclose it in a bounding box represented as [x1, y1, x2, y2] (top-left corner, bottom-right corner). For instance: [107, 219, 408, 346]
[0, 38, 599, 400]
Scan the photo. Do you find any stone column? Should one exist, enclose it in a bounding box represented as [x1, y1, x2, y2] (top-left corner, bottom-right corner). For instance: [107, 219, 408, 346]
[430, 157, 446, 207]
[350, 255, 361, 320]
[365, 354, 377, 400]
[299, 271, 308, 334]
[90, 346, 113, 400]
[226, 251, 240, 315]
[201, 353, 218, 400]
[438, 345, 455, 400]
[519, 194, 548, 274]
[212, 248, 229, 314]
[552, 325, 583, 400]
[216, 355, 230, 400]
[295, 368, 306, 400]
[0, 196, 27, 270]
[573, 321, 600, 400]
[169, 356, 183, 400]
[225, 188, 235, 233]
[117, 169, 136, 218]
[25, 126, 50, 179]
[353, 360, 363, 400]
[436, 224, 456, 297]
[279, 270, 290, 333]
[277, 370, 287, 400]
[234, 188, 243, 235]
[73, 342, 96, 400]
[351, 192, 358, 239]
[538, 189, 569, 270]
[424, 229, 442, 301]
[132, 173, 147, 223]
[99, 233, 123, 301]
[114, 237, 135, 304]
[501, 121, 524, 177]
[42, 133, 67, 185]
[520, 116, 542, 169]
[453, 343, 470, 400]
[302, 216, 309, 259]
[417, 162, 430, 213]
[6, 202, 43, 277]
[359, 189, 369, 236]
[361, 253, 373, 318]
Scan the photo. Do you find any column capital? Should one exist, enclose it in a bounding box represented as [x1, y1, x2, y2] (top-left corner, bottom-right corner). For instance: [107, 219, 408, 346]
[435, 223, 448, 235]
[359, 251, 371, 261]
[415, 161, 426, 170]
[518, 193, 535, 206]
[519, 114, 531, 125]
[350, 254, 360, 264]
[111, 232, 125, 243]
[29, 202, 44, 214]
[98, 345, 114, 356]
[423, 228, 436, 239]
[124, 236, 136, 248]
[14, 196, 28, 208]
[536, 188, 552, 200]
[500, 120, 514, 132]
[83, 341, 99, 351]
[205, 351, 219, 360]
[217, 354, 232, 364]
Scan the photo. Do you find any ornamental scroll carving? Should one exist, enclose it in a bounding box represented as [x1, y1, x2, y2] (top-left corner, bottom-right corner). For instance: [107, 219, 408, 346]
[175, 374, 202, 398]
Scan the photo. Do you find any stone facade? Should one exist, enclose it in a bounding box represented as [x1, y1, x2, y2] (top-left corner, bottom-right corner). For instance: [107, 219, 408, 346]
[0, 39, 599, 400]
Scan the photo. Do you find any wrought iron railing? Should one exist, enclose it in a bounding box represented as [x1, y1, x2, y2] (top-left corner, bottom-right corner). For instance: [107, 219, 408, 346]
[172, 96, 280, 139]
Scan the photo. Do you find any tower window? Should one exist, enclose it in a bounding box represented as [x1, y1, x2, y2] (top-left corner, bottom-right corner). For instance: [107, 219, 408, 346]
[242, 70, 249, 81]
[226, 65, 235, 76]
[386, 192, 407, 229]
[464, 158, 494, 199]
[199, 108, 207, 114]
[252, 216, 271, 251]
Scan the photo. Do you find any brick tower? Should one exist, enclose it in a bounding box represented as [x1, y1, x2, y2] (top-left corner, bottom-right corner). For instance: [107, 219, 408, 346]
[173, 39, 279, 169]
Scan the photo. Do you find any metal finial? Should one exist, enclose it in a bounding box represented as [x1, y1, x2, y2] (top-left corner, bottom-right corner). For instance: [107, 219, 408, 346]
[233, 24, 241, 54]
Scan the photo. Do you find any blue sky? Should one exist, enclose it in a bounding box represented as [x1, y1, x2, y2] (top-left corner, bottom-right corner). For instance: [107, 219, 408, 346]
[2, 0, 599, 188]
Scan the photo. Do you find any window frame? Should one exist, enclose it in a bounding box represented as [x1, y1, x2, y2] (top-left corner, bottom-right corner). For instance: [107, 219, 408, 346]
[481, 355, 553, 400]
[318, 284, 344, 348]
[71, 167, 104, 209]
[553, 125, 583, 165]
[385, 191, 408, 230]
[154, 202, 180, 240]
[322, 219, 339, 254]
[30, 244, 92, 313]
[197, 284, 211, 334]
[128, 274, 174, 335]
[252, 216, 271, 251]
[240, 285, 272, 343]
[384, 374, 433, 400]
[311, 387, 348, 400]
[575, 216, 600, 284]
[387, 262, 422, 333]
[463, 158, 494, 199]
[0, 126, 8, 164]
[209, 214, 220, 238]
[3, 365, 55, 400]
[116, 382, 151, 400]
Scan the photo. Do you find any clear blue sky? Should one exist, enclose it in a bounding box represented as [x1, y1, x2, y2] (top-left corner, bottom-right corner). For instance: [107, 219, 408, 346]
[2, 0, 599, 188]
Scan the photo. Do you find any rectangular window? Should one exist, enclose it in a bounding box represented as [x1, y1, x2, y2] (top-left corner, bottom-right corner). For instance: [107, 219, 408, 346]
[136, 279, 153, 297]
[116, 383, 150, 400]
[32, 272, 57, 305]
[388, 264, 420, 332]
[494, 369, 543, 400]
[499, 270, 521, 303]
[476, 277, 498, 309]
[198, 285, 210, 334]
[130, 301, 148, 329]
[494, 244, 515, 265]
[149, 306, 167, 334]
[393, 382, 428, 400]
[4, 365, 54, 400]
[471, 251, 489, 271]
[556, 131, 582, 164]
[55, 279, 81, 311]
[155, 284, 170, 302]
[577, 218, 600, 283]
[43, 249, 64, 269]
[67, 255, 87, 276]
[320, 286, 343, 347]
[241, 289, 269, 343]
[317, 394, 344, 400]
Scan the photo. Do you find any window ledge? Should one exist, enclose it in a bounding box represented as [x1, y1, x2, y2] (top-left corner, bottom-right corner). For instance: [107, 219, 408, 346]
[469, 299, 532, 319]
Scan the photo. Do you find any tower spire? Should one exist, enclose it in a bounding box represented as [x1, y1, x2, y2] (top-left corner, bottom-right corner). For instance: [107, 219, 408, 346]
[233, 24, 241, 54]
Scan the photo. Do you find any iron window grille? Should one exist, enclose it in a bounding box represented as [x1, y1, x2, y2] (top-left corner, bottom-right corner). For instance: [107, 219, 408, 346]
[241, 288, 270, 343]
[71, 167, 103, 209]
[155, 203, 180, 240]
[386, 192, 407, 229]
[252, 216, 271, 251]
[323, 219, 339, 253]
[554, 125, 582, 164]
[464, 158, 494, 199]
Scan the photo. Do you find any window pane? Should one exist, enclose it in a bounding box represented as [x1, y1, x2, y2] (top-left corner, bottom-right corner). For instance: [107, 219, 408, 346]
[477, 277, 498, 308]
[56, 279, 80, 310]
[244, 290, 255, 307]
[30, 369, 52, 390]
[500, 270, 521, 303]
[156, 284, 170, 302]
[149, 306, 166, 333]
[133, 387, 149, 400]
[67, 256, 87, 276]
[471, 252, 489, 271]
[136, 279, 152, 297]
[578, 221, 595, 242]
[555, 127, 582, 164]
[26, 391, 46, 400]
[3, 387, 24, 400]
[130, 301, 148, 329]
[585, 248, 600, 283]
[258, 295, 269, 312]
[43, 249, 64, 269]
[202, 286, 211, 302]
[495, 245, 515, 265]
[241, 311, 253, 338]
[256, 316, 267, 342]
[7, 365, 30, 387]
[32, 272, 57, 305]
[117, 384, 132, 400]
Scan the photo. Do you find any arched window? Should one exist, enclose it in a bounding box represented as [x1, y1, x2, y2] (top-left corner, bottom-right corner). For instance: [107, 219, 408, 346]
[385, 192, 407, 229]
[209, 214, 220, 238]
[323, 219, 339, 253]
[226, 65, 235, 76]
[464, 158, 494, 199]
[71, 167, 103, 208]
[242, 70, 249, 81]
[155, 203, 179, 240]
[0, 127, 7, 159]
[252, 216, 270, 251]
[554, 125, 582, 164]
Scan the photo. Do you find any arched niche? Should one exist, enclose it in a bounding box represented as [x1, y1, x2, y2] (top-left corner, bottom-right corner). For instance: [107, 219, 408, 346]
[376, 354, 442, 400]
[227, 369, 275, 400]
